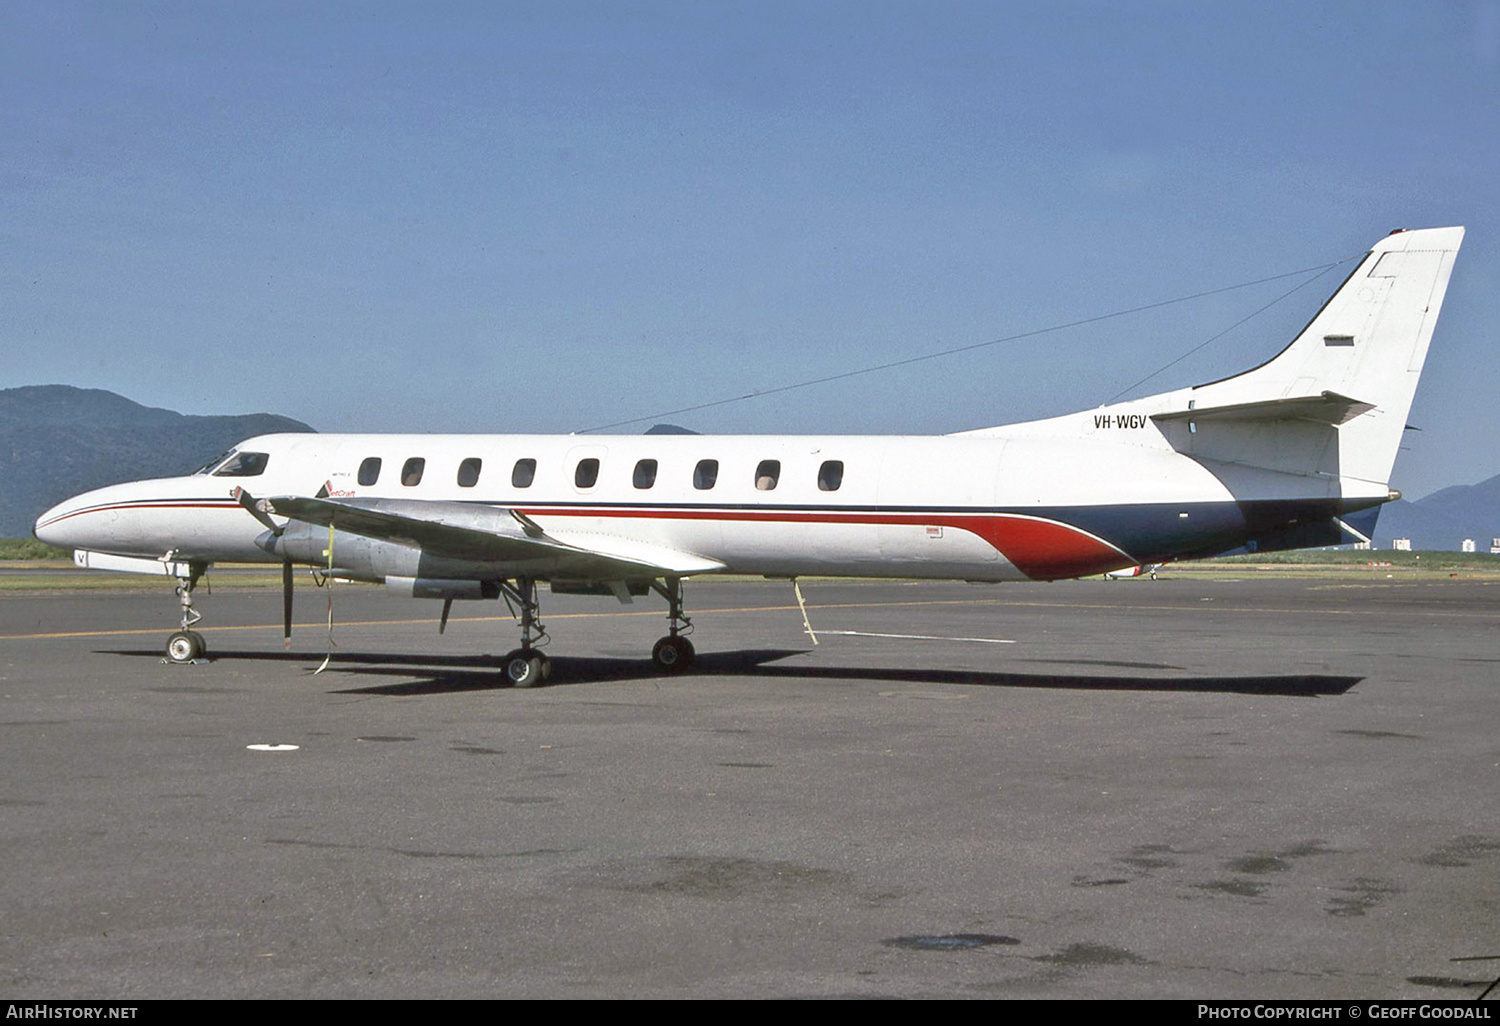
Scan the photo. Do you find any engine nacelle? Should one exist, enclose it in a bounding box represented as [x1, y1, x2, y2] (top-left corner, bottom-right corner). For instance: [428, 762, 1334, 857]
[384, 576, 499, 601]
[257, 523, 503, 584]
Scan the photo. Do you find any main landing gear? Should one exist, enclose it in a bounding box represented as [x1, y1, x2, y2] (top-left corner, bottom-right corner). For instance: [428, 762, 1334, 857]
[648, 577, 695, 673]
[495, 576, 697, 686]
[498, 578, 551, 687]
[164, 562, 210, 664]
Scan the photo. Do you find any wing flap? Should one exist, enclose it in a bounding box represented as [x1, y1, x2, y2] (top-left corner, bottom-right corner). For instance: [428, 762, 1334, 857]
[542, 530, 728, 575]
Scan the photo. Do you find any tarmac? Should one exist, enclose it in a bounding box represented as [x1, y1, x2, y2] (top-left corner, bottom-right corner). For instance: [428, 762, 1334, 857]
[1, 573, 1497, 998]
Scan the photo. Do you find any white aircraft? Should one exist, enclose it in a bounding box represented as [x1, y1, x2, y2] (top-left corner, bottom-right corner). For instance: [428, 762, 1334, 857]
[34, 227, 1464, 685]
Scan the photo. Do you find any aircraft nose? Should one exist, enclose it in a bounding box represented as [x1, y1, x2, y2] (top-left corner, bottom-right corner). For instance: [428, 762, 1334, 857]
[33, 482, 135, 551]
[34, 496, 86, 549]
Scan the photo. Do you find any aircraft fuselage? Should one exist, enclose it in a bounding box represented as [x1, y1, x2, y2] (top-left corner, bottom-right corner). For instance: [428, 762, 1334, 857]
[35, 427, 1378, 584]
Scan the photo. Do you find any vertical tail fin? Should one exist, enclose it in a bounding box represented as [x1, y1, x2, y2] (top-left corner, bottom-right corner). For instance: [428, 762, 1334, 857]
[1183, 226, 1464, 487]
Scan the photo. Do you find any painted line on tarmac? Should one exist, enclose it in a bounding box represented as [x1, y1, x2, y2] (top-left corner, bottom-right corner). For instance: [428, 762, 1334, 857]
[1, 596, 1016, 640]
[818, 630, 1015, 644]
[3, 592, 1494, 642]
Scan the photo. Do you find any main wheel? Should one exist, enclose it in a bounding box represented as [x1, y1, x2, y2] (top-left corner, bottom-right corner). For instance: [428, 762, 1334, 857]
[503, 649, 546, 688]
[651, 635, 696, 673]
[166, 631, 204, 663]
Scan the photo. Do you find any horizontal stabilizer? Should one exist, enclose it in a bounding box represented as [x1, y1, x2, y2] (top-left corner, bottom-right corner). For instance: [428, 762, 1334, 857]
[1151, 391, 1375, 427]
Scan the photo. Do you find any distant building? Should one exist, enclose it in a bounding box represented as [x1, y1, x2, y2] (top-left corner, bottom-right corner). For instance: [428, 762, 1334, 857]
[1492, 538, 1500, 555]
[1462, 539, 1476, 553]
[1393, 538, 1412, 551]
[1353, 540, 1371, 550]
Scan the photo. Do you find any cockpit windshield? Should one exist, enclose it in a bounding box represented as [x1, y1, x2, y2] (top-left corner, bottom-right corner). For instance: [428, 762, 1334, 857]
[191, 449, 270, 477]
[212, 451, 269, 477]
[190, 450, 236, 476]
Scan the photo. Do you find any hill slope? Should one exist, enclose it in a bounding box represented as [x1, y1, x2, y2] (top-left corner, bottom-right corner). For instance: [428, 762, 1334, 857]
[1372, 474, 1500, 551]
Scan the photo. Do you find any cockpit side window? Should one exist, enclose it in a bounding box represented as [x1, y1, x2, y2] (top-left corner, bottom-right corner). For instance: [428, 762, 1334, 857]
[211, 451, 270, 477]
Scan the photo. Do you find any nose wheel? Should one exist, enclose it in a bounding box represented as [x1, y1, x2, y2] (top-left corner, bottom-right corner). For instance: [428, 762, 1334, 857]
[166, 630, 207, 663]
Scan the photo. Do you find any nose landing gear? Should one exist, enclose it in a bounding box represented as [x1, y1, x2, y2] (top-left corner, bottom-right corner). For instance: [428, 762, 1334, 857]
[164, 562, 210, 663]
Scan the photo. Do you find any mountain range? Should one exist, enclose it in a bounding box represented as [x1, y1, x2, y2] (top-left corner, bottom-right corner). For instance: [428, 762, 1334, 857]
[1, 385, 1495, 551]
[0, 385, 313, 538]
[1372, 476, 1500, 552]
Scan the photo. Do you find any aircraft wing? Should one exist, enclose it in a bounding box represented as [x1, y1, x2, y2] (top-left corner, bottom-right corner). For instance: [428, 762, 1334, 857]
[262, 495, 726, 577]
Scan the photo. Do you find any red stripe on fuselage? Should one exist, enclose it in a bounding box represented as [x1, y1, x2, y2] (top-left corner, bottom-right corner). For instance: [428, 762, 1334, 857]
[514, 506, 1133, 581]
[34, 500, 240, 530]
[952, 515, 1135, 580]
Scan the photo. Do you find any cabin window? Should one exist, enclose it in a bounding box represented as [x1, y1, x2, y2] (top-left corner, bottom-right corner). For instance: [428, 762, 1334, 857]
[633, 459, 658, 489]
[575, 458, 600, 489]
[755, 460, 780, 491]
[211, 451, 270, 477]
[357, 457, 382, 486]
[818, 460, 844, 491]
[401, 458, 426, 487]
[512, 458, 536, 488]
[693, 459, 719, 490]
[457, 458, 482, 487]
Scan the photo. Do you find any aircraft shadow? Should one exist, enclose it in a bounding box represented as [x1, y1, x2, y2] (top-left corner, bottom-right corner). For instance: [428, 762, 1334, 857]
[99, 646, 1361, 698]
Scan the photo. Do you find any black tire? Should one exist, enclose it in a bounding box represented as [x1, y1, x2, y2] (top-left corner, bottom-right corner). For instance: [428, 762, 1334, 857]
[166, 631, 203, 663]
[187, 630, 207, 656]
[504, 649, 545, 688]
[652, 636, 695, 673]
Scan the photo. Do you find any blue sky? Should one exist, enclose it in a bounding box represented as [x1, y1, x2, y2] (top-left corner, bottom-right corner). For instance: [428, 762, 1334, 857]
[3, 0, 1496, 499]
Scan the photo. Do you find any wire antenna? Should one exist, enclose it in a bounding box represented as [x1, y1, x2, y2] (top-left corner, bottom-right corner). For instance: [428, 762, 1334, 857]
[580, 256, 1358, 434]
